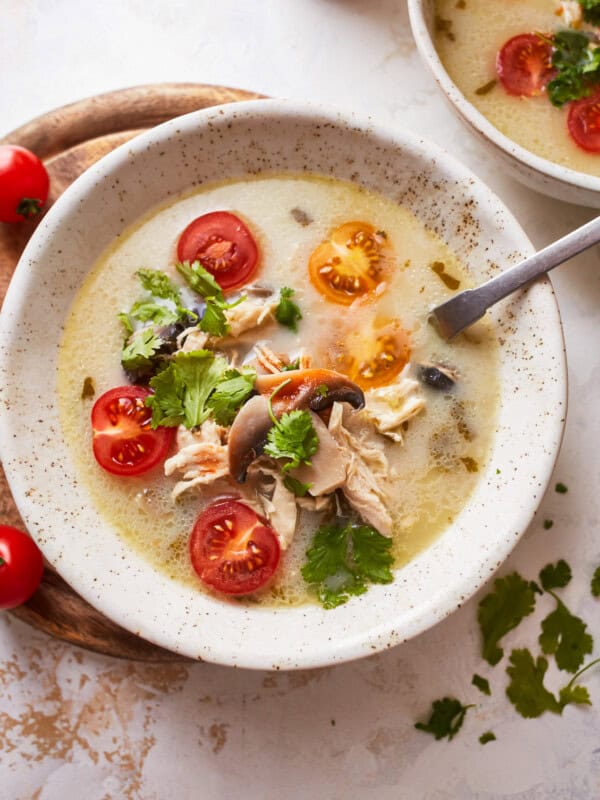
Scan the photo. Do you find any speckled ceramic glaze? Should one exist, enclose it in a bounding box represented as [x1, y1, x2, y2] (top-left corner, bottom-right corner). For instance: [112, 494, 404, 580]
[0, 100, 566, 669]
[408, 0, 600, 208]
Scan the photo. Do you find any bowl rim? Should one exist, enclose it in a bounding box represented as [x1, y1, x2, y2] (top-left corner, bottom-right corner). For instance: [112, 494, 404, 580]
[0, 98, 568, 669]
[407, 0, 600, 194]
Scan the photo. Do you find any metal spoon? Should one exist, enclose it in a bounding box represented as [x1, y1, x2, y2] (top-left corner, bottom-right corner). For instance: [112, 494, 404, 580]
[430, 216, 600, 340]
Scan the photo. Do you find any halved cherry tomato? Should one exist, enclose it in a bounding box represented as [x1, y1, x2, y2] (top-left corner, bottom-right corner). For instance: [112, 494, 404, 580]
[190, 500, 280, 595]
[91, 386, 174, 476]
[568, 91, 600, 153]
[177, 211, 259, 291]
[0, 525, 44, 609]
[329, 319, 410, 390]
[308, 221, 388, 305]
[496, 34, 554, 97]
[0, 145, 50, 223]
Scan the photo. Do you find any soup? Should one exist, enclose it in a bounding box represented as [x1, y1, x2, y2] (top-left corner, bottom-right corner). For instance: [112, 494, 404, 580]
[57, 174, 499, 608]
[434, 0, 600, 175]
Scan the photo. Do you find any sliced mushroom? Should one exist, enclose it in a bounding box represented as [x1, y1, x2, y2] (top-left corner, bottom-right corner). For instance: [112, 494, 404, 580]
[255, 368, 365, 414]
[290, 412, 347, 496]
[227, 395, 273, 482]
[418, 364, 457, 392]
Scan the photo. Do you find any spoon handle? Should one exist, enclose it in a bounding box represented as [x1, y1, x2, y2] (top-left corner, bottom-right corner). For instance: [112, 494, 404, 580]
[431, 216, 600, 340]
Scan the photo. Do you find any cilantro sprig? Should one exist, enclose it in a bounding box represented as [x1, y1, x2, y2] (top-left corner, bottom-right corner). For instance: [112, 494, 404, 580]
[121, 328, 164, 373]
[545, 30, 600, 107]
[275, 286, 302, 332]
[206, 368, 256, 426]
[176, 260, 245, 337]
[263, 380, 318, 472]
[301, 523, 393, 609]
[478, 573, 537, 666]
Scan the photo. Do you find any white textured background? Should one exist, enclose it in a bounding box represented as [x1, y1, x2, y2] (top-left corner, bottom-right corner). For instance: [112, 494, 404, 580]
[1, 1, 600, 798]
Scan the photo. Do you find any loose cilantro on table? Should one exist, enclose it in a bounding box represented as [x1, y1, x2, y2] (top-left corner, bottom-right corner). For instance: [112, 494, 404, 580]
[506, 648, 594, 718]
[414, 698, 473, 741]
[539, 559, 572, 591]
[479, 731, 496, 745]
[478, 573, 537, 666]
[544, 519, 554, 530]
[146, 350, 228, 429]
[205, 368, 256, 426]
[472, 674, 491, 696]
[539, 595, 593, 673]
[283, 476, 312, 497]
[275, 286, 302, 332]
[263, 380, 318, 472]
[301, 523, 393, 609]
[591, 566, 600, 598]
[555, 481, 569, 494]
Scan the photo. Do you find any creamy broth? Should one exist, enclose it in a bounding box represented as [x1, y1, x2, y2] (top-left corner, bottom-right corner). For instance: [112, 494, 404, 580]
[58, 174, 499, 606]
[434, 0, 600, 177]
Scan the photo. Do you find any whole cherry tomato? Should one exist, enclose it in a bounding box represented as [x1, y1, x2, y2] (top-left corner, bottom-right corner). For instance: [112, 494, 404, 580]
[0, 525, 44, 609]
[0, 145, 50, 223]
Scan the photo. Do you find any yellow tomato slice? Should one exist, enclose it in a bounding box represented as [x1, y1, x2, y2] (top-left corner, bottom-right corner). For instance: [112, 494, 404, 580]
[308, 221, 388, 305]
[328, 320, 410, 390]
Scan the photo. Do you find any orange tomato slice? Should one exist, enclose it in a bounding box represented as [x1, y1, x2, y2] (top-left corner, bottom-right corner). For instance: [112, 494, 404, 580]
[308, 221, 388, 305]
[329, 320, 410, 390]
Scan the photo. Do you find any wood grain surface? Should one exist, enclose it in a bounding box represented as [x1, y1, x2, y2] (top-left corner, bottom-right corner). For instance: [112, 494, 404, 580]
[0, 83, 264, 661]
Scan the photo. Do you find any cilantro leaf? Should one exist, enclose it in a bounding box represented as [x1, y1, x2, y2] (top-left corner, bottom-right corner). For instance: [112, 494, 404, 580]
[414, 698, 473, 741]
[121, 329, 164, 372]
[351, 525, 393, 584]
[591, 566, 600, 597]
[136, 268, 182, 304]
[478, 573, 537, 666]
[281, 358, 301, 372]
[472, 674, 491, 696]
[283, 476, 312, 497]
[506, 648, 594, 718]
[146, 350, 227, 429]
[547, 30, 600, 108]
[479, 731, 496, 745]
[302, 523, 394, 609]
[538, 593, 593, 673]
[275, 286, 302, 332]
[206, 369, 256, 426]
[176, 260, 223, 299]
[199, 297, 230, 337]
[264, 408, 319, 472]
[539, 560, 572, 591]
[506, 649, 561, 718]
[581, 0, 600, 24]
[127, 299, 181, 327]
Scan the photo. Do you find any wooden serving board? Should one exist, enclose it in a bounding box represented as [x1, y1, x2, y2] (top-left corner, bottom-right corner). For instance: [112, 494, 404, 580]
[0, 83, 264, 661]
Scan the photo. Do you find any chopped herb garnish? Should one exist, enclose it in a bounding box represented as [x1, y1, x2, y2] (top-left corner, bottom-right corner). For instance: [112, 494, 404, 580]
[555, 482, 568, 494]
[176, 260, 244, 338]
[301, 523, 393, 609]
[478, 573, 537, 666]
[539, 560, 572, 592]
[121, 328, 164, 373]
[176, 260, 222, 298]
[591, 566, 600, 598]
[146, 350, 227, 429]
[581, 0, 600, 24]
[137, 268, 182, 305]
[283, 476, 312, 497]
[415, 698, 473, 741]
[119, 268, 192, 333]
[472, 674, 491, 696]
[282, 358, 301, 372]
[479, 731, 496, 745]
[264, 380, 318, 472]
[431, 261, 460, 291]
[315, 384, 329, 397]
[475, 79, 497, 96]
[546, 30, 600, 108]
[81, 376, 95, 400]
[275, 287, 302, 332]
[206, 368, 256, 426]
[544, 519, 554, 530]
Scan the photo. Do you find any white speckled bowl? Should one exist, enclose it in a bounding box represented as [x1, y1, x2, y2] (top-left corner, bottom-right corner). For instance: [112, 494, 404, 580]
[408, 0, 600, 208]
[0, 100, 566, 669]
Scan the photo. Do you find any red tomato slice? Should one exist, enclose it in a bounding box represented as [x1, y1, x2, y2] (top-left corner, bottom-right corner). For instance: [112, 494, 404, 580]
[0, 525, 44, 609]
[496, 34, 554, 97]
[177, 211, 259, 291]
[568, 91, 600, 153]
[190, 500, 281, 595]
[92, 386, 174, 476]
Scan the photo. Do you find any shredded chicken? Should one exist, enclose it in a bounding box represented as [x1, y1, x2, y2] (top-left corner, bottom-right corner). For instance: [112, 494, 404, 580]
[362, 364, 425, 442]
[224, 292, 278, 337]
[178, 327, 210, 353]
[164, 420, 229, 499]
[247, 458, 298, 550]
[557, 1, 582, 26]
[254, 344, 286, 373]
[328, 402, 393, 536]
